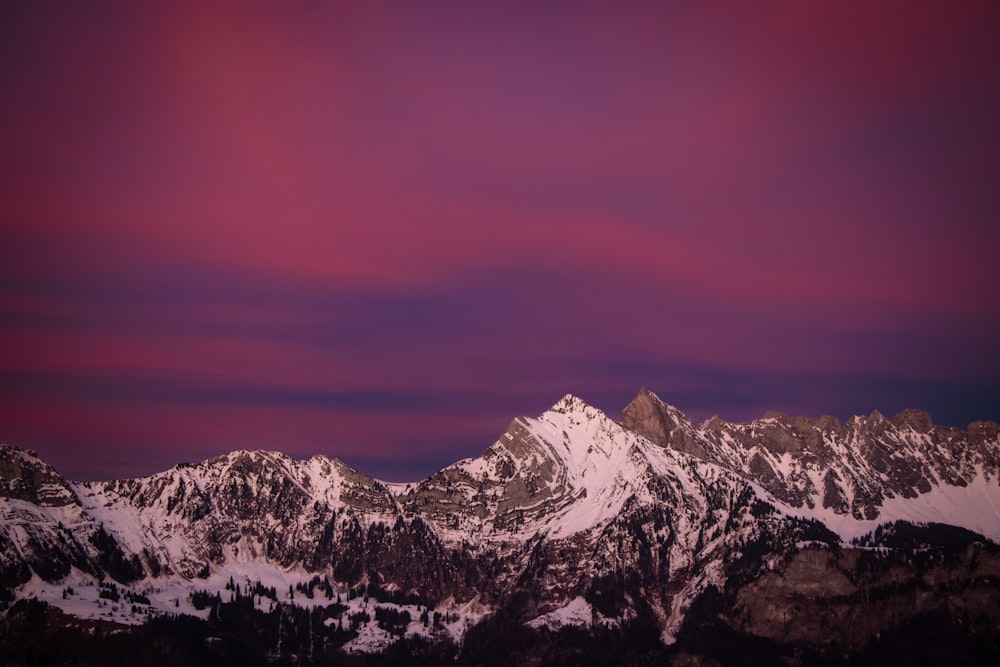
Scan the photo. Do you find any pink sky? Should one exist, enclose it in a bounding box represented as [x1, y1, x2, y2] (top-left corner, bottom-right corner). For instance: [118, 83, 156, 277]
[2, 1, 998, 481]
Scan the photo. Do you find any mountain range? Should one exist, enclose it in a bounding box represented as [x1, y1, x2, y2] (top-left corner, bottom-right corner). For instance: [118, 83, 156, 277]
[2, 389, 998, 665]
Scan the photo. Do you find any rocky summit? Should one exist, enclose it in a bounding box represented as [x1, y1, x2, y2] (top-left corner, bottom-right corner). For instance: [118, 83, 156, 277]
[2, 391, 999, 665]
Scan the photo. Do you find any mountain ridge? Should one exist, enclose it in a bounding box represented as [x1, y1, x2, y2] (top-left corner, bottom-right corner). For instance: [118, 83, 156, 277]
[621, 388, 1000, 537]
[2, 390, 999, 663]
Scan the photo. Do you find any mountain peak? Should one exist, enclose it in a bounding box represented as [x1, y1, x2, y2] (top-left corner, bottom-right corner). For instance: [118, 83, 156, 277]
[0, 443, 43, 466]
[550, 393, 588, 411]
[0, 443, 78, 507]
[619, 388, 701, 455]
[891, 409, 934, 432]
[545, 394, 608, 420]
[636, 386, 660, 401]
[625, 388, 687, 415]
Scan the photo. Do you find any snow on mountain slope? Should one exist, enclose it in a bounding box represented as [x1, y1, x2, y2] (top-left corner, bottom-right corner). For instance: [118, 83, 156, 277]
[396, 395, 832, 641]
[71, 449, 405, 578]
[0, 446, 111, 585]
[405, 394, 664, 541]
[2, 391, 999, 652]
[400, 394, 772, 546]
[620, 388, 1000, 541]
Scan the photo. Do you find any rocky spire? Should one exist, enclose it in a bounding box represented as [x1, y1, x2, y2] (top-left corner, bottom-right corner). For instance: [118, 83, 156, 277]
[618, 388, 708, 459]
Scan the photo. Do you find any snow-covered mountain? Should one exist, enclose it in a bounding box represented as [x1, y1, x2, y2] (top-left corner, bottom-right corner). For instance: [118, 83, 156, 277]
[621, 388, 1000, 540]
[2, 391, 999, 664]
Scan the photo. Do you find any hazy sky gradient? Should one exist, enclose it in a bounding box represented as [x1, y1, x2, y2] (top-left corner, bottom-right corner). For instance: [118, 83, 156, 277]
[2, 1, 998, 481]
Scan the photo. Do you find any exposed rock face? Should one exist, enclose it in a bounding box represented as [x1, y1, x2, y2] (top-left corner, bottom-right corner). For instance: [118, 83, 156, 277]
[619, 387, 708, 459]
[75, 450, 416, 581]
[2, 391, 999, 663]
[0, 447, 118, 586]
[620, 389, 1000, 527]
[721, 542, 1000, 653]
[0, 447, 78, 507]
